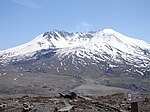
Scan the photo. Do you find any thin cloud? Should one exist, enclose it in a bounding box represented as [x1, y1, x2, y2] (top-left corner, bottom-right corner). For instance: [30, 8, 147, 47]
[9, 0, 42, 10]
[76, 22, 94, 32]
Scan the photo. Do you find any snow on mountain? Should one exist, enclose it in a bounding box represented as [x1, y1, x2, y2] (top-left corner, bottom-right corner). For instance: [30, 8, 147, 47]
[1, 28, 150, 94]
[0, 28, 150, 66]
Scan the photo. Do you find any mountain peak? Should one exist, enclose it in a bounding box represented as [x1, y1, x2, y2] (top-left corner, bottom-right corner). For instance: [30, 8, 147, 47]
[0, 28, 150, 61]
[101, 28, 124, 37]
[102, 28, 116, 33]
[0, 29, 150, 94]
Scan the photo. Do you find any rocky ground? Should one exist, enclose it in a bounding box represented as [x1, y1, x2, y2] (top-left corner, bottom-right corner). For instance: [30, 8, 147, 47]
[0, 92, 149, 112]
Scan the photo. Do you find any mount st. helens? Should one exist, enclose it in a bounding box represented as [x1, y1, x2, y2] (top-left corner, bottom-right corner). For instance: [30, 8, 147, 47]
[0, 29, 150, 95]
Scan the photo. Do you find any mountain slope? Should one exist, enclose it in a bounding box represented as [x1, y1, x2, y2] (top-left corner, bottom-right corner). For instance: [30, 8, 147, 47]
[0, 29, 150, 95]
[1, 29, 150, 57]
[0, 29, 150, 76]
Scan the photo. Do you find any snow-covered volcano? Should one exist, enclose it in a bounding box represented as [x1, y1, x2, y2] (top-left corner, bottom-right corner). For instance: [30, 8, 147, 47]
[1, 29, 150, 57]
[0, 29, 150, 66]
[0, 28, 150, 93]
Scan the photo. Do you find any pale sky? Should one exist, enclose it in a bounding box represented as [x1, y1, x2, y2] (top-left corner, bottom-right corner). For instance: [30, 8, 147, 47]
[0, 0, 150, 50]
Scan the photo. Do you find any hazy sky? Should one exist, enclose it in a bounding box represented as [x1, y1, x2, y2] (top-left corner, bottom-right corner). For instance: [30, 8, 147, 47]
[0, 0, 150, 50]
